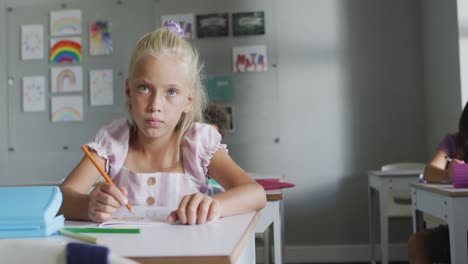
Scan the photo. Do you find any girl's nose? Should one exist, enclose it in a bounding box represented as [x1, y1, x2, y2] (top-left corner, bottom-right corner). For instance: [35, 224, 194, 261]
[148, 94, 162, 113]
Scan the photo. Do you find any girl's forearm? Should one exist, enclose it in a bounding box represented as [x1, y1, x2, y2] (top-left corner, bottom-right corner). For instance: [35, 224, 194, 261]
[423, 165, 450, 183]
[59, 186, 91, 221]
[213, 182, 267, 217]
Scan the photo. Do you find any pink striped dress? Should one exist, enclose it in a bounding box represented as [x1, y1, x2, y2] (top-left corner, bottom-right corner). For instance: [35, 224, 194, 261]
[86, 118, 226, 210]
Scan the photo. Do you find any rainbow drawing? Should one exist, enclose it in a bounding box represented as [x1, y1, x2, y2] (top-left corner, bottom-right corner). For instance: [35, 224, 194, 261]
[51, 96, 83, 123]
[50, 9, 82, 36]
[51, 66, 82, 93]
[50, 38, 81, 64]
[52, 106, 82, 122]
[89, 20, 112, 56]
[56, 69, 75, 92]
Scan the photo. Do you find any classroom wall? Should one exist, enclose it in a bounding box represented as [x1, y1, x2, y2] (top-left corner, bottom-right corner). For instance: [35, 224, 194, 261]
[271, 0, 426, 261]
[0, 0, 451, 262]
[0, 0, 156, 185]
[0, 1, 6, 179]
[458, 0, 468, 109]
[421, 0, 461, 158]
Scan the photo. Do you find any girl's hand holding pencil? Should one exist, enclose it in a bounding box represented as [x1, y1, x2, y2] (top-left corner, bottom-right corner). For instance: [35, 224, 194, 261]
[88, 182, 130, 222]
[81, 145, 134, 223]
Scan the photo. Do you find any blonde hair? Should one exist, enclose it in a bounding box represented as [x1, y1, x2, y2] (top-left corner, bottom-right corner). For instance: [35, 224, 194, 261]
[126, 27, 207, 163]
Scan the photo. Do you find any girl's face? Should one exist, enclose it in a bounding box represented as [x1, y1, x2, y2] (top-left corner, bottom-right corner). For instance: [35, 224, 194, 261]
[125, 54, 192, 140]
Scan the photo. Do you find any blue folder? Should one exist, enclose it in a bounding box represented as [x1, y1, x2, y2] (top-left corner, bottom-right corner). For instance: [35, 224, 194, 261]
[0, 186, 64, 238]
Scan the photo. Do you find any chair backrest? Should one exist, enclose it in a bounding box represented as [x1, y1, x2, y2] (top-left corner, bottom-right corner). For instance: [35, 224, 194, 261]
[381, 162, 425, 171]
[380, 162, 425, 218]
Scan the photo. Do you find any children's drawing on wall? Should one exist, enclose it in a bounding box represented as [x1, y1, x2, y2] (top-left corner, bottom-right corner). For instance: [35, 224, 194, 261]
[50, 9, 82, 37]
[51, 66, 83, 93]
[196, 13, 229, 38]
[22, 76, 46, 112]
[89, 69, 113, 106]
[214, 103, 235, 133]
[51, 95, 83, 123]
[161, 14, 195, 39]
[233, 45, 267, 72]
[21, 24, 44, 60]
[89, 20, 112, 56]
[50, 37, 82, 64]
[232, 11, 265, 36]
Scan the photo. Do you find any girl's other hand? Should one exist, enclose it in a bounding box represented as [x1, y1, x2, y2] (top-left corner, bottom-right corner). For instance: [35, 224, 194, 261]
[88, 182, 129, 222]
[167, 193, 221, 225]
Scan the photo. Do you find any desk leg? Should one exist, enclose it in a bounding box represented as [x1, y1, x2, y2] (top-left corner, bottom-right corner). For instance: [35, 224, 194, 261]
[447, 201, 468, 264]
[411, 188, 424, 234]
[236, 232, 256, 264]
[448, 224, 468, 264]
[264, 225, 271, 264]
[379, 186, 389, 264]
[369, 186, 376, 264]
[272, 200, 283, 264]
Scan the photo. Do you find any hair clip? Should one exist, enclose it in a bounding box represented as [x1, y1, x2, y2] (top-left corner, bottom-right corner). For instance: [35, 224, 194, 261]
[163, 20, 185, 39]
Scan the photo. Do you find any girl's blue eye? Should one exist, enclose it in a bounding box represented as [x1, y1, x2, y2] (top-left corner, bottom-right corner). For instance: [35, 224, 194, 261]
[167, 89, 177, 96]
[137, 85, 150, 93]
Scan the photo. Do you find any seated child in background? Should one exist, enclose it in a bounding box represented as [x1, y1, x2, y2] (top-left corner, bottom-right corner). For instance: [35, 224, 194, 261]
[203, 103, 229, 195]
[203, 103, 228, 138]
[407, 101, 468, 263]
[58, 21, 266, 225]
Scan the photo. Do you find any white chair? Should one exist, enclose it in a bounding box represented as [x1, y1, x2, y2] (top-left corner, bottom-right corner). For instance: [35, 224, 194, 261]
[380, 162, 446, 227]
[381, 162, 425, 218]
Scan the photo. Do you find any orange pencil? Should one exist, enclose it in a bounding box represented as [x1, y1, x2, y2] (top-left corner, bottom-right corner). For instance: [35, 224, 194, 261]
[81, 145, 134, 214]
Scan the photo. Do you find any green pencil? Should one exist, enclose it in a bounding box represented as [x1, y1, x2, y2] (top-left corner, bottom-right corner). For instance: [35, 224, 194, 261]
[64, 227, 140, 234]
[59, 229, 98, 244]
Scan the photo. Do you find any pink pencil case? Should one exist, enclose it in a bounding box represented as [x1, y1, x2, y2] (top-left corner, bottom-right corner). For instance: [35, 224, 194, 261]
[451, 163, 468, 188]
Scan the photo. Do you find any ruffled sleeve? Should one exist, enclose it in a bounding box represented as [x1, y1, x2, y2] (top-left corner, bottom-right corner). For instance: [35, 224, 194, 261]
[85, 118, 131, 179]
[182, 123, 227, 182]
[437, 133, 457, 158]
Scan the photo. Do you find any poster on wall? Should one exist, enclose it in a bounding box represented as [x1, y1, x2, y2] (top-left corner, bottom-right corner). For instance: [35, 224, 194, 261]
[196, 13, 229, 38]
[89, 69, 113, 106]
[232, 45, 267, 72]
[232, 11, 265, 36]
[22, 76, 46, 112]
[50, 37, 82, 64]
[50, 66, 83, 93]
[21, 24, 44, 60]
[89, 20, 112, 56]
[161, 14, 195, 39]
[51, 95, 83, 123]
[203, 75, 233, 101]
[50, 9, 82, 36]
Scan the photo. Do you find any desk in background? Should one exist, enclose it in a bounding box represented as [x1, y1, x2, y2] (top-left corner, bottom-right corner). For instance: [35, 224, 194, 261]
[250, 172, 288, 264]
[411, 183, 468, 264]
[368, 169, 422, 264]
[256, 189, 284, 264]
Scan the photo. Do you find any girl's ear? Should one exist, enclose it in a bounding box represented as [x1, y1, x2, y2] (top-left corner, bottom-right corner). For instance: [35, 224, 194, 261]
[125, 79, 131, 101]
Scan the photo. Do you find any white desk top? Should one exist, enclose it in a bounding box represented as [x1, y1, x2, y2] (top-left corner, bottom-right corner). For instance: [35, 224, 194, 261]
[64, 211, 259, 264]
[411, 183, 468, 197]
[368, 169, 423, 177]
